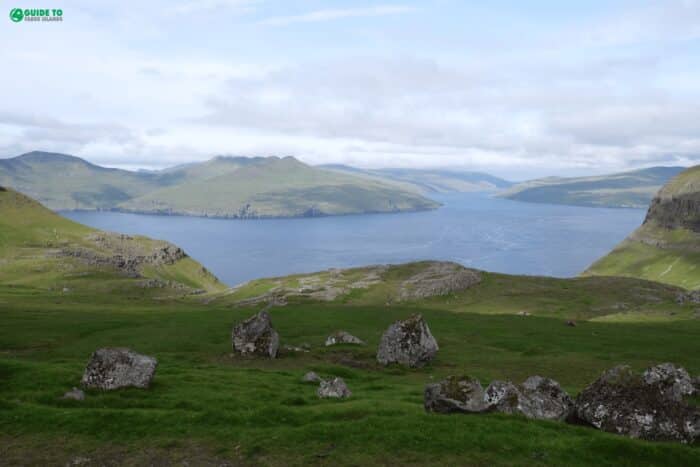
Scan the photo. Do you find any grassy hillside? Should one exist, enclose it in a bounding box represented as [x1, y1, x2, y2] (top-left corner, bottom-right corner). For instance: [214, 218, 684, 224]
[499, 166, 684, 208]
[0, 151, 176, 210]
[322, 164, 512, 193]
[0, 186, 224, 295]
[0, 152, 439, 218]
[121, 157, 440, 218]
[585, 165, 700, 289]
[0, 261, 699, 465]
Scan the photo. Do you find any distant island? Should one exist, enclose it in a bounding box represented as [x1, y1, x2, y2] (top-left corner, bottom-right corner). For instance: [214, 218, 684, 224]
[0, 151, 439, 218]
[498, 166, 684, 209]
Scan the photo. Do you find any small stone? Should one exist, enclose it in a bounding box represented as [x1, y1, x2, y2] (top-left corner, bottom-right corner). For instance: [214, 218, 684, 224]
[317, 377, 352, 398]
[516, 311, 530, 317]
[62, 387, 85, 401]
[566, 320, 577, 327]
[302, 371, 321, 383]
[81, 348, 157, 390]
[377, 314, 438, 367]
[231, 310, 279, 358]
[325, 331, 365, 346]
[424, 376, 489, 413]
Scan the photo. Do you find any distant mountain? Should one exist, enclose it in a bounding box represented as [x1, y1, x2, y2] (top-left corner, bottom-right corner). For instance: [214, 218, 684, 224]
[498, 167, 685, 208]
[585, 165, 700, 289]
[0, 186, 224, 294]
[320, 165, 512, 193]
[0, 152, 439, 218]
[122, 156, 439, 218]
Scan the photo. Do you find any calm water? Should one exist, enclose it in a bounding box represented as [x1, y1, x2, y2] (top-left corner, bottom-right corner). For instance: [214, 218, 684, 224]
[63, 193, 645, 286]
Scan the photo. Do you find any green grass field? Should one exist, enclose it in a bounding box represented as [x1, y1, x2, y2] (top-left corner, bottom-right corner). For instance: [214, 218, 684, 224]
[1, 279, 699, 466]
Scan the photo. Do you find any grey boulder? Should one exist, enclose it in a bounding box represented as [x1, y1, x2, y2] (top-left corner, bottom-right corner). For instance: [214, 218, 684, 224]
[325, 331, 364, 346]
[81, 348, 157, 390]
[231, 310, 279, 358]
[574, 365, 699, 443]
[376, 314, 438, 367]
[486, 376, 573, 421]
[424, 376, 489, 413]
[317, 377, 352, 399]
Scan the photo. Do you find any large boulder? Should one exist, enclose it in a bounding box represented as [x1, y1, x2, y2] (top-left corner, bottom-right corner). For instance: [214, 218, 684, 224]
[574, 365, 699, 443]
[231, 310, 279, 358]
[325, 330, 364, 346]
[376, 314, 438, 367]
[81, 348, 157, 390]
[424, 375, 489, 413]
[642, 363, 695, 402]
[317, 377, 352, 399]
[481, 377, 573, 421]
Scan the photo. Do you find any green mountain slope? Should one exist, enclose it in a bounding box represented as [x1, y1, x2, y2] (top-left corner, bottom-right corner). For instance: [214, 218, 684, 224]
[321, 164, 512, 193]
[0, 152, 439, 218]
[121, 157, 440, 218]
[0, 186, 224, 294]
[499, 166, 684, 208]
[585, 165, 700, 289]
[0, 151, 178, 210]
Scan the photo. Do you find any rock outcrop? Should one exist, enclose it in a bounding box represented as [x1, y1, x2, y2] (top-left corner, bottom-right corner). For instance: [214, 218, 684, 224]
[398, 262, 481, 301]
[231, 310, 280, 358]
[574, 365, 699, 443]
[325, 331, 364, 346]
[81, 348, 158, 390]
[424, 376, 489, 413]
[317, 377, 352, 399]
[376, 314, 438, 367]
[644, 192, 700, 233]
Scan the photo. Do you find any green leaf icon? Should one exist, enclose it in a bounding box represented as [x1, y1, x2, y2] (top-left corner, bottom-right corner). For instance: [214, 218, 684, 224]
[10, 8, 24, 22]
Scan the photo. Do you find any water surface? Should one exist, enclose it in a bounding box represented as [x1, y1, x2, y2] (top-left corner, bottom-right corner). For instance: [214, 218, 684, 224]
[63, 193, 645, 286]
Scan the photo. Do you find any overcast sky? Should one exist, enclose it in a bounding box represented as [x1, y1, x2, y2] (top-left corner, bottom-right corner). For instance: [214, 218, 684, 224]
[1, 0, 700, 179]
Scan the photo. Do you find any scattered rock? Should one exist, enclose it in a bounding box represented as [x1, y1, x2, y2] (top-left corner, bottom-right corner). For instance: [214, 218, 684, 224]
[302, 371, 321, 383]
[574, 365, 699, 443]
[642, 363, 695, 402]
[231, 310, 279, 358]
[325, 331, 365, 346]
[317, 377, 352, 398]
[516, 311, 531, 317]
[483, 377, 573, 421]
[81, 348, 158, 390]
[283, 344, 309, 353]
[675, 291, 700, 305]
[62, 387, 85, 401]
[566, 320, 577, 327]
[424, 375, 489, 413]
[376, 314, 439, 367]
[398, 262, 481, 301]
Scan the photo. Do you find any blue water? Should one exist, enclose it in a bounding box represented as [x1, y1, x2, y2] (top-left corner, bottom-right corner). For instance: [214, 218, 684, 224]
[62, 193, 646, 286]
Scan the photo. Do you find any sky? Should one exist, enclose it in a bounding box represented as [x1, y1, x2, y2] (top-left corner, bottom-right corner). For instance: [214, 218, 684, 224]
[1, 0, 700, 180]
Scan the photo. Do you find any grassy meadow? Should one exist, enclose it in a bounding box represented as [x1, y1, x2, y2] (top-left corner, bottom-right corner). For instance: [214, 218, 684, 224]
[1, 282, 699, 466]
